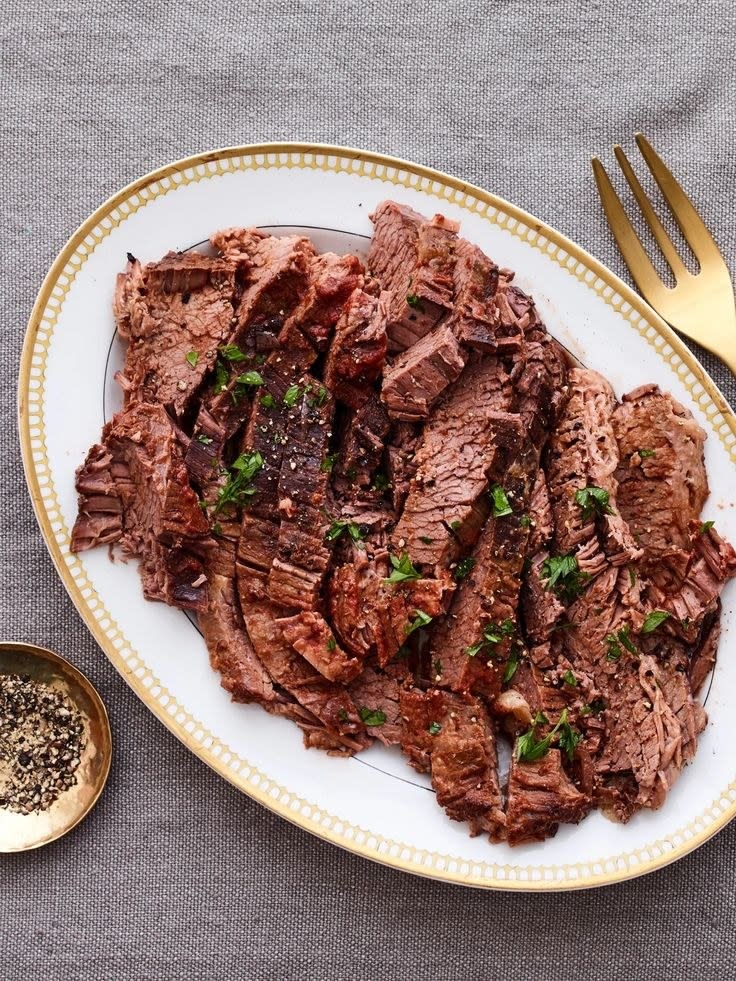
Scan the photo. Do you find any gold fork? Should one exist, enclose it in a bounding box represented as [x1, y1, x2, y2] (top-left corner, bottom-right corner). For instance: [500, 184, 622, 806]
[592, 133, 736, 375]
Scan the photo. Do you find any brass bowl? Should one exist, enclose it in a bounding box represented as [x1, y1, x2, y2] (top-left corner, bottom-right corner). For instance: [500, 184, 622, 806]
[0, 641, 112, 852]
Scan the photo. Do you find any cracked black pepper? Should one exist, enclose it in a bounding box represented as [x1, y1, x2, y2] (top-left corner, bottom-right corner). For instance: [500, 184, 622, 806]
[0, 673, 86, 815]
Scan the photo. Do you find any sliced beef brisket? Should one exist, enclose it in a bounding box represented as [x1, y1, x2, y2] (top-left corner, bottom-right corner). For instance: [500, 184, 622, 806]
[381, 323, 465, 421]
[505, 750, 589, 844]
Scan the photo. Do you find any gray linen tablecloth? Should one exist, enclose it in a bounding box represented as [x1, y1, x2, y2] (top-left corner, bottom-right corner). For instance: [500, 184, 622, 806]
[2, 2, 735, 978]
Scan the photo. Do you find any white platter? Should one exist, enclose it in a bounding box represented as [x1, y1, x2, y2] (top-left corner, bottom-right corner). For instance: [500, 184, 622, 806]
[19, 144, 736, 890]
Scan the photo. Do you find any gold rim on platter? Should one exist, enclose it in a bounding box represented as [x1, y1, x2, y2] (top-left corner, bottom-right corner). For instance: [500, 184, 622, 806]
[17, 142, 736, 889]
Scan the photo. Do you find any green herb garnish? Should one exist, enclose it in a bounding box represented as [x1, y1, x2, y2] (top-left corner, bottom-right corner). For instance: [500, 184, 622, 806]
[213, 360, 229, 393]
[185, 351, 199, 368]
[283, 384, 302, 407]
[515, 708, 580, 763]
[502, 648, 520, 683]
[519, 515, 532, 528]
[325, 520, 365, 549]
[405, 610, 433, 636]
[384, 552, 422, 584]
[359, 707, 386, 727]
[540, 554, 590, 603]
[260, 393, 276, 409]
[406, 292, 424, 311]
[219, 344, 247, 362]
[320, 454, 338, 473]
[489, 484, 513, 518]
[628, 567, 637, 586]
[641, 610, 670, 634]
[466, 619, 515, 658]
[326, 636, 337, 652]
[195, 434, 213, 445]
[563, 669, 578, 687]
[213, 451, 263, 514]
[372, 473, 391, 492]
[574, 485, 614, 522]
[700, 520, 715, 535]
[453, 557, 476, 582]
[639, 448, 656, 459]
[236, 370, 264, 387]
[428, 722, 442, 736]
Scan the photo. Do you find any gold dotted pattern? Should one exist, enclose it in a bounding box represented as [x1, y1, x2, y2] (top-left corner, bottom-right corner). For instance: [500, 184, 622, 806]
[18, 145, 736, 890]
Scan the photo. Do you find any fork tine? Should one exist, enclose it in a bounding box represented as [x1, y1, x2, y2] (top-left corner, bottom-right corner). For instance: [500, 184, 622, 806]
[635, 133, 722, 265]
[613, 145, 688, 281]
[591, 157, 666, 304]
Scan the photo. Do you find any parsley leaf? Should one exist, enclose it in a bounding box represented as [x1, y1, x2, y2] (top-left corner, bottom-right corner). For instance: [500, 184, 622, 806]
[428, 722, 442, 736]
[213, 451, 263, 514]
[405, 610, 433, 636]
[219, 344, 247, 362]
[185, 350, 199, 368]
[406, 292, 424, 311]
[326, 636, 337, 652]
[384, 552, 422, 584]
[372, 473, 391, 492]
[235, 370, 264, 387]
[541, 554, 590, 603]
[260, 393, 276, 409]
[502, 648, 520, 683]
[195, 434, 213, 445]
[639, 448, 656, 459]
[574, 485, 614, 522]
[519, 515, 532, 528]
[489, 484, 513, 518]
[213, 360, 229, 393]
[641, 610, 670, 634]
[515, 708, 580, 763]
[337, 709, 348, 723]
[320, 453, 338, 473]
[325, 520, 365, 549]
[628, 567, 637, 586]
[700, 520, 715, 535]
[359, 707, 386, 727]
[606, 624, 638, 661]
[453, 557, 476, 581]
[466, 619, 515, 658]
[563, 669, 578, 687]
[557, 717, 582, 760]
[283, 384, 302, 407]
[419, 536, 434, 545]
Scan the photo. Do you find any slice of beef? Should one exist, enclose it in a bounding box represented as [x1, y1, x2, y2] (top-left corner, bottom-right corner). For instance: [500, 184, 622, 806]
[392, 355, 517, 571]
[113, 253, 239, 418]
[688, 605, 720, 695]
[613, 384, 708, 583]
[546, 367, 641, 573]
[528, 469, 554, 555]
[505, 750, 589, 845]
[237, 568, 368, 754]
[521, 551, 566, 644]
[347, 662, 407, 746]
[400, 687, 505, 839]
[333, 396, 391, 492]
[266, 379, 334, 610]
[448, 239, 503, 351]
[386, 422, 421, 512]
[381, 323, 465, 421]
[71, 443, 124, 551]
[323, 288, 388, 408]
[368, 202, 458, 351]
[198, 538, 277, 705]
[71, 402, 210, 611]
[646, 525, 736, 639]
[292, 253, 365, 352]
[278, 611, 362, 684]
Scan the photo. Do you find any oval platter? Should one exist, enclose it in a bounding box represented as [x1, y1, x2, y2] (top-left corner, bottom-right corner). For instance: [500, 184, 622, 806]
[18, 143, 736, 890]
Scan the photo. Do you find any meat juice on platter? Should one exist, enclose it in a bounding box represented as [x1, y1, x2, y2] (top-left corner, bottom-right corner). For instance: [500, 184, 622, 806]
[70, 201, 736, 845]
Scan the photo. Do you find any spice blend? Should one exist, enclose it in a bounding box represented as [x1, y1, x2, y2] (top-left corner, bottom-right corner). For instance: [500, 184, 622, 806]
[0, 673, 86, 815]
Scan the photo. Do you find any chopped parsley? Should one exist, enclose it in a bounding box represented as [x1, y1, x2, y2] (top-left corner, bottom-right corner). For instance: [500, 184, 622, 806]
[466, 619, 515, 657]
[489, 484, 513, 518]
[450, 520, 461, 531]
[641, 610, 670, 634]
[185, 350, 199, 368]
[337, 709, 348, 723]
[320, 453, 338, 473]
[605, 624, 638, 661]
[433, 658, 442, 676]
[359, 707, 386, 727]
[283, 384, 302, 407]
[218, 344, 247, 362]
[453, 557, 476, 582]
[574, 485, 614, 522]
[515, 708, 580, 763]
[540, 554, 590, 603]
[326, 636, 337, 652]
[406, 292, 424, 311]
[384, 552, 422, 584]
[372, 473, 392, 493]
[195, 434, 213, 445]
[325, 520, 365, 548]
[563, 669, 578, 687]
[639, 448, 656, 459]
[700, 520, 715, 534]
[236, 370, 264, 387]
[309, 385, 328, 407]
[419, 536, 434, 545]
[502, 648, 520, 683]
[213, 451, 263, 514]
[628, 567, 637, 586]
[428, 722, 442, 736]
[519, 515, 532, 528]
[213, 359, 229, 393]
[405, 610, 433, 636]
[260, 393, 276, 409]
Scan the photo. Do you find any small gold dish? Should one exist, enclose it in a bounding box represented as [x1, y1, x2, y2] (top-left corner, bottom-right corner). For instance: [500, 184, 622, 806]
[0, 641, 111, 852]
